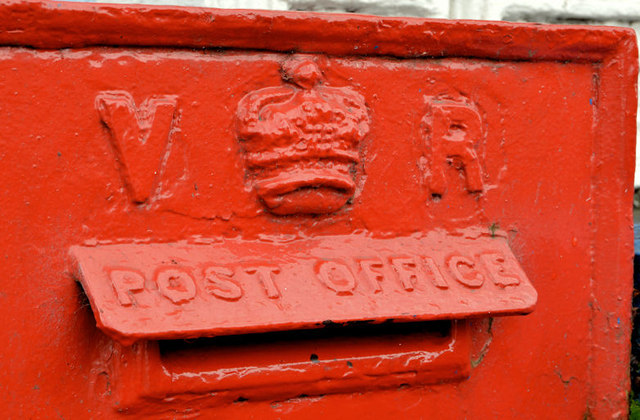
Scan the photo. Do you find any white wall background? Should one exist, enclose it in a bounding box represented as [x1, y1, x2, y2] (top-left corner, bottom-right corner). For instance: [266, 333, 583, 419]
[65, 0, 640, 186]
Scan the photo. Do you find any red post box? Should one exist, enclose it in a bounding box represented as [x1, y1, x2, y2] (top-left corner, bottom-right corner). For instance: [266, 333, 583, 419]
[0, 1, 636, 418]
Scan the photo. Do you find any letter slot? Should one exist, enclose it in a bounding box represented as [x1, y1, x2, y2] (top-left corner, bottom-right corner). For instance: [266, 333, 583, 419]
[72, 231, 536, 411]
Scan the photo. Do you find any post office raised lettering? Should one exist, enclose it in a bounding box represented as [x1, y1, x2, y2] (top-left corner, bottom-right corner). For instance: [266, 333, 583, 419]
[106, 250, 523, 307]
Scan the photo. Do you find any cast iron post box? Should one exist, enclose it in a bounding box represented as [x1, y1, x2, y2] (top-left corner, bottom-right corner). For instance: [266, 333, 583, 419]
[0, 1, 637, 418]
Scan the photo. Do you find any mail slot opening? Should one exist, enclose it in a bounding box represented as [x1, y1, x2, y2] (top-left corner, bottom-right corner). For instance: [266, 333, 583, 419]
[103, 319, 472, 411]
[71, 232, 534, 409]
[158, 319, 453, 371]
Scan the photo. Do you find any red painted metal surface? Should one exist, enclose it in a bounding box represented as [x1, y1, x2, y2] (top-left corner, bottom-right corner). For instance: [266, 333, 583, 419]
[0, 1, 636, 418]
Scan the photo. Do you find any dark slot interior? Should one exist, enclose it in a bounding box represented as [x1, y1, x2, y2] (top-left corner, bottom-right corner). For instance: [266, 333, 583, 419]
[160, 320, 451, 354]
[158, 320, 453, 372]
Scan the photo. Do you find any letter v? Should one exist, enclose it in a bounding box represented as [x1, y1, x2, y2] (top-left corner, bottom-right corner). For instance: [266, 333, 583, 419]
[96, 91, 177, 204]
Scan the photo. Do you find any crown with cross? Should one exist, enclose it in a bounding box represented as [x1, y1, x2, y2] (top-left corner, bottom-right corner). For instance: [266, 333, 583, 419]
[235, 56, 370, 215]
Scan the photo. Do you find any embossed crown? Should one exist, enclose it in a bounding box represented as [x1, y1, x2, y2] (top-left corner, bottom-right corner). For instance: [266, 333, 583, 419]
[235, 56, 370, 215]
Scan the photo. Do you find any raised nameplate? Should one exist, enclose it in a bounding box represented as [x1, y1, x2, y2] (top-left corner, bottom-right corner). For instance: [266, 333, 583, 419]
[72, 230, 536, 345]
